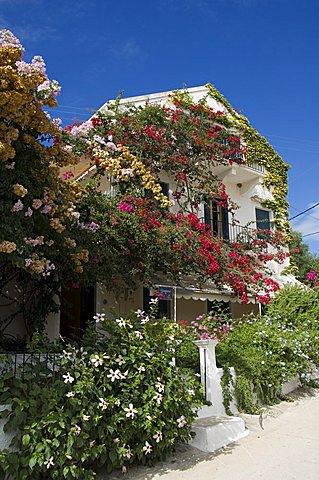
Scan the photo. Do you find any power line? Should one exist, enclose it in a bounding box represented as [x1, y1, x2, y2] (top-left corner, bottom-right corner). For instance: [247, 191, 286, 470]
[57, 104, 98, 112]
[303, 231, 319, 238]
[289, 205, 319, 223]
[264, 133, 319, 147]
[289, 202, 319, 221]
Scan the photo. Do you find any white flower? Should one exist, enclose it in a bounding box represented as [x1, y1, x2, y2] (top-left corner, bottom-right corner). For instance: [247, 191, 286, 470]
[89, 440, 95, 448]
[135, 309, 145, 318]
[121, 168, 134, 177]
[98, 398, 109, 411]
[52, 117, 62, 128]
[149, 298, 159, 305]
[107, 369, 121, 382]
[153, 431, 163, 443]
[5, 161, 15, 169]
[177, 415, 187, 428]
[116, 355, 125, 366]
[75, 425, 81, 435]
[153, 393, 163, 404]
[93, 134, 107, 145]
[106, 141, 118, 150]
[82, 415, 90, 421]
[62, 350, 73, 360]
[115, 399, 121, 406]
[145, 352, 153, 358]
[125, 446, 133, 459]
[93, 313, 105, 323]
[135, 330, 143, 339]
[138, 365, 146, 373]
[142, 441, 152, 455]
[187, 389, 195, 396]
[66, 391, 75, 398]
[124, 403, 137, 418]
[44, 456, 54, 469]
[116, 317, 126, 327]
[141, 316, 150, 325]
[63, 372, 74, 384]
[90, 355, 103, 367]
[156, 382, 165, 393]
[120, 370, 129, 379]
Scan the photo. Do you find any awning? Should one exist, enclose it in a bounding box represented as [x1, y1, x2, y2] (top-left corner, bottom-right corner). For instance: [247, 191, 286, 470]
[174, 286, 243, 303]
[151, 283, 256, 304]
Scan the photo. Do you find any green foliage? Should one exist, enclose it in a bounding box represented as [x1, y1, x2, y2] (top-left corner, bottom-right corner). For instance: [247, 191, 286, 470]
[175, 333, 200, 374]
[288, 230, 319, 281]
[220, 366, 234, 416]
[188, 311, 230, 341]
[206, 83, 290, 235]
[0, 308, 204, 479]
[217, 288, 319, 413]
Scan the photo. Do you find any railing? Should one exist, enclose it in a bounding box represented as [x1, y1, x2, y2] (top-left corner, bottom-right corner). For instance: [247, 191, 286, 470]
[245, 161, 265, 174]
[0, 352, 61, 381]
[228, 223, 258, 243]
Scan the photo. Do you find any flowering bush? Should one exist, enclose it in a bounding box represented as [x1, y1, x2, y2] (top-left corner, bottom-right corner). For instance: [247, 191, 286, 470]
[304, 269, 319, 288]
[58, 84, 289, 304]
[0, 30, 100, 337]
[217, 286, 319, 413]
[189, 312, 230, 341]
[0, 306, 204, 479]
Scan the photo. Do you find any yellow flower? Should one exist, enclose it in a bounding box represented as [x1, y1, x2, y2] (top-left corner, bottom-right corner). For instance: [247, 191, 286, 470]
[0, 240, 16, 253]
[30, 259, 46, 274]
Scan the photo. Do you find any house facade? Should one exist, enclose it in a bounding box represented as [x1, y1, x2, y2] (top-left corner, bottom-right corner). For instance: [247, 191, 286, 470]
[2, 84, 297, 341]
[57, 85, 295, 335]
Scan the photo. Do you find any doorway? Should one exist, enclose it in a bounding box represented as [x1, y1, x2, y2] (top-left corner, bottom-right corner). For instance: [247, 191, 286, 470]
[60, 285, 95, 339]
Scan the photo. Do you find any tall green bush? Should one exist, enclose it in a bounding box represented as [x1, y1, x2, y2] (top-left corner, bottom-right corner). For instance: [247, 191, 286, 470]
[0, 307, 203, 479]
[217, 286, 319, 413]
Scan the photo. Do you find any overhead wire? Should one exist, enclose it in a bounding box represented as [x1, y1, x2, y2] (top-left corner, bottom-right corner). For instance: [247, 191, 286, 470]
[289, 203, 319, 221]
[303, 231, 319, 238]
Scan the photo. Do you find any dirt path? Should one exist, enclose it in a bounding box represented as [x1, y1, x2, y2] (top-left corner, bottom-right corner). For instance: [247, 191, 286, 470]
[101, 388, 319, 480]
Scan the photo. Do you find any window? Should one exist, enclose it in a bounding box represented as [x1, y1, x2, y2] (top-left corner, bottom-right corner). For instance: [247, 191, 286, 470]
[204, 199, 229, 240]
[255, 208, 271, 239]
[143, 288, 171, 318]
[207, 299, 230, 315]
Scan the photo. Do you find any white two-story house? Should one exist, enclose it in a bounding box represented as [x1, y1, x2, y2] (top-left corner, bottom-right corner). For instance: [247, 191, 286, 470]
[54, 84, 297, 338]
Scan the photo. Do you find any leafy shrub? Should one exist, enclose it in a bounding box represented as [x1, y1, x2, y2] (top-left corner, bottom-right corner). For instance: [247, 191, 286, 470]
[0, 306, 204, 479]
[217, 307, 319, 413]
[189, 312, 230, 341]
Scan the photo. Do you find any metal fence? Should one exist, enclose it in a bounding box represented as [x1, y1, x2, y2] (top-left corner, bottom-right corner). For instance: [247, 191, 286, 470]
[0, 352, 61, 381]
[228, 223, 258, 243]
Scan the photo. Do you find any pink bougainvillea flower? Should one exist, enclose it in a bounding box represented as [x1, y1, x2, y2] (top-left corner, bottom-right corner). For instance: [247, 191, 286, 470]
[118, 202, 133, 213]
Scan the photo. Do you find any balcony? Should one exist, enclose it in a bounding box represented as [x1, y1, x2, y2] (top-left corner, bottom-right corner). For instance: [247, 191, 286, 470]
[212, 160, 266, 185]
[228, 223, 258, 243]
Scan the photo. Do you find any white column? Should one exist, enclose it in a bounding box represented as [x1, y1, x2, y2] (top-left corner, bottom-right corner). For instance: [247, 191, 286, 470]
[194, 338, 225, 415]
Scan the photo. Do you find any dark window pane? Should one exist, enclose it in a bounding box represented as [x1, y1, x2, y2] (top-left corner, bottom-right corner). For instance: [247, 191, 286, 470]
[256, 208, 270, 240]
[204, 199, 229, 240]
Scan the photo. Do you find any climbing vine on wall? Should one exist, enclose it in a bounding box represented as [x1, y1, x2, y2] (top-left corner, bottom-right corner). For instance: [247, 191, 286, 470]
[205, 83, 290, 236]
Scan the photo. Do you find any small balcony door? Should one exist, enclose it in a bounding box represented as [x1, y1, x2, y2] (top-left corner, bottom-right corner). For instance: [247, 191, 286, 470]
[204, 200, 229, 240]
[255, 208, 271, 239]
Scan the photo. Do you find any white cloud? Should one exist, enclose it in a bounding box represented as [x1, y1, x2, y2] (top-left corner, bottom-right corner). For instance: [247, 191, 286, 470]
[109, 40, 146, 61]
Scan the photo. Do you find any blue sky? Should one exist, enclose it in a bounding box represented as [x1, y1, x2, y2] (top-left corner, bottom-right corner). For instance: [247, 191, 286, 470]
[2, 0, 319, 253]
